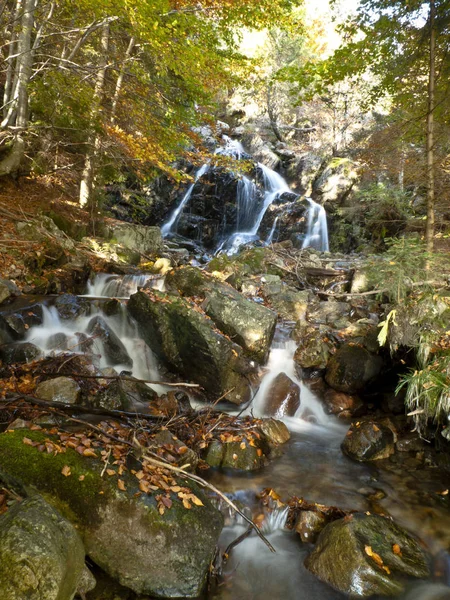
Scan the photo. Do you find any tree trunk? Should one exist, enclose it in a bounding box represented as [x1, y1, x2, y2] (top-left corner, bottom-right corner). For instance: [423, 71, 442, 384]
[110, 36, 135, 125]
[425, 0, 436, 252]
[0, 0, 37, 176]
[79, 21, 110, 207]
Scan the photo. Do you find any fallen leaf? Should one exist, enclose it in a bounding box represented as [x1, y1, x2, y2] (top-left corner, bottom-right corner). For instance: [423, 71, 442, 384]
[365, 545, 373, 557]
[240, 442, 246, 450]
[232, 453, 238, 460]
[61, 465, 71, 477]
[256, 448, 263, 457]
[392, 544, 402, 556]
[373, 424, 380, 432]
[79, 475, 85, 481]
[191, 495, 204, 506]
[106, 469, 116, 476]
[117, 479, 126, 491]
[182, 498, 192, 509]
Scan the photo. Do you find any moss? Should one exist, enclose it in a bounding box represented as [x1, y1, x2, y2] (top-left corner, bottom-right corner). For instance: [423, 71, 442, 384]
[0, 429, 110, 528]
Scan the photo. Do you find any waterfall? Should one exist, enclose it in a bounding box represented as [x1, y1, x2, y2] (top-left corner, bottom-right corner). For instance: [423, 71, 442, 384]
[302, 198, 329, 252]
[215, 134, 246, 159]
[266, 216, 279, 245]
[236, 176, 258, 231]
[161, 163, 209, 237]
[218, 162, 290, 255]
[85, 273, 164, 298]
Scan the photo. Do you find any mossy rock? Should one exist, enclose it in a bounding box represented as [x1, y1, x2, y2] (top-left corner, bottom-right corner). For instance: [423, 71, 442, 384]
[325, 344, 383, 394]
[127, 290, 256, 404]
[0, 495, 85, 600]
[0, 429, 223, 598]
[305, 513, 430, 597]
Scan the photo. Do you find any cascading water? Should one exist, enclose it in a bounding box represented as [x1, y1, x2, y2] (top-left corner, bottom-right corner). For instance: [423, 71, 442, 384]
[302, 197, 330, 252]
[161, 163, 209, 237]
[266, 216, 279, 245]
[85, 273, 164, 298]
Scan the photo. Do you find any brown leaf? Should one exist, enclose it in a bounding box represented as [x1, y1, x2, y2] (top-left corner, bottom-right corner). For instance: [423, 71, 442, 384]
[22, 437, 34, 446]
[392, 544, 402, 556]
[139, 480, 150, 493]
[365, 545, 373, 557]
[117, 479, 126, 491]
[373, 424, 380, 432]
[61, 465, 71, 477]
[182, 498, 192, 509]
[191, 495, 204, 507]
[82, 448, 97, 458]
[79, 475, 85, 481]
[106, 469, 116, 476]
[256, 448, 263, 457]
[232, 453, 238, 460]
[240, 442, 246, 450]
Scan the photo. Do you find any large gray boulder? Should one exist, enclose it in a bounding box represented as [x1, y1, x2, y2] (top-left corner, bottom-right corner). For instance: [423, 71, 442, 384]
[312, 157, 359, 205]
[341, 420, 395, 461]
[87, 316, 133, 368]
[35, 376, 81, 405]
[0, 428, 223, 598]
[0, 341, 42, 364]
[0, 495, 86, 600]
[0, 278, 20, 305]
[166, 267, 277, 363]
[107, 223, 163, 255]
[128, 289, 256, 404]
[305, 513, 430, 597]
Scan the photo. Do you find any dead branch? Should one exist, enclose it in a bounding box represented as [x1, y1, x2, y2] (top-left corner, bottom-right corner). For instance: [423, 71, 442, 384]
[35, 371, 200, 388]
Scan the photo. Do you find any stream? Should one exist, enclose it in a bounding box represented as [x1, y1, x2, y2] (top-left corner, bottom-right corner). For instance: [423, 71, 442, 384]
[20, 273, 450, 600]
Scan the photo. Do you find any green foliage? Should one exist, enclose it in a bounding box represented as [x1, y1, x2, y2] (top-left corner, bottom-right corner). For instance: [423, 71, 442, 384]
[377, 309, 397, 347]
[354, 183, 412, 243]
[397, 354, 450, 437]
[364, 237, 441, 302]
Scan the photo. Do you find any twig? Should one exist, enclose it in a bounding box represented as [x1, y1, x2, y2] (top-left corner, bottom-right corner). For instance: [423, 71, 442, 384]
[222, 526, 253, 563]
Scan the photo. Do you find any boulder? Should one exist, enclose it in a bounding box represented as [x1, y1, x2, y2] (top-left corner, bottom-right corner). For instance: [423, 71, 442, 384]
[295, 510, 328, 543]
[341, 421, 395, 461]
[293, 324, 332, 372]
[128, 290, 256, 405]
[262, 284, 310, 322]
[106, 223, 163, 255]
[0, 341, 42, 364]
[241, 133, 280, 170]
[258, 418, 291, 446]
[0, 278, 20, 305]
[0, 428, 223, 598]
[0, 495, 85, 600]
[55, 293, 89, 320]
[312, 157, 359, 205]
[167, 267, 277, 363]
[0, 303, 43, 339]
[264, 373, 300, 417]
[325, 344, 383, 394]
[323, 389, 363, 418]
[203, 438, 266, 471]
[305, 513, 430, 597]
[35, 377, 81, 405]
[87, 316, 133, 368]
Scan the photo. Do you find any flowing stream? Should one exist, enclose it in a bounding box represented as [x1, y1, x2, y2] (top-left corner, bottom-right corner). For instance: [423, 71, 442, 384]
[15, 273, 450, 599]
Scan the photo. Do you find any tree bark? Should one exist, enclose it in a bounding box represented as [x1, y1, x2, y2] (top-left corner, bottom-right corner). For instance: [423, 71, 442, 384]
[110, 35, 135, 125]
[79, 21, 110, 207]
[0, 0, 37, 176]
[425, 0, 436, 252]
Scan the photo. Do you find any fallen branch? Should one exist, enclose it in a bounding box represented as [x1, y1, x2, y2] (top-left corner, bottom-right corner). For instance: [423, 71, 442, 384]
[35, 371, 200, 388]
[222, 526, 253, 564]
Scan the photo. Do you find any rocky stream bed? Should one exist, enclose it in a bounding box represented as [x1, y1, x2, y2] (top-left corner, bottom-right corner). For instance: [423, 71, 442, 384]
[0, 133, 450, 600]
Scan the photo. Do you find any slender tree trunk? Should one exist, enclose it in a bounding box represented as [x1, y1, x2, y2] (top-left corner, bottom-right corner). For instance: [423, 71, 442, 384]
[267, 81, 284, 143]
[110, 36, 135, 125]
[0, 0, 37, 176]
[426, 0, 436, 252]
[79, 21, 110, 207]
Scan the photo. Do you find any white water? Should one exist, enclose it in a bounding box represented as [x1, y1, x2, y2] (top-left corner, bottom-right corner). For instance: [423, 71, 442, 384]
[302, 197, 330, 252]
[266, 216, 279, 245]
[161, 163, 209, 237]
[215, 135, 246, 159]
[85, 273, 164, 299]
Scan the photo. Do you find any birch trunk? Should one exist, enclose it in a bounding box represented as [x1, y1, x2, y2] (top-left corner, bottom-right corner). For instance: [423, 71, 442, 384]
[79, 21, 110, 207]
[110, 36, 135, 125]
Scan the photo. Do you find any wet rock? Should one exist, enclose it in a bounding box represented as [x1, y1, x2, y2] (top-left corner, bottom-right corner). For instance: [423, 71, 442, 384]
[341, 421, 395, 461]
[47, 332, 70, 351]
[0, 428, 223, 598]
[293, 324, 332, 372]
[396, 433, 425, 453]
[325, 344, 383, 394]
[265, 372, 300, 417]
[382, 390, 406, 415]
[305, 513, 430, 597]
[295, 511, 328, 543]
[55, 293, 89, 320]
[0, 495, 85, 600]
[0, 303, 43, 339]
[0, 278, 20, 305]
[0, 341, 42, 364]
[258, 418, 291, 446]
[285, 153, 323, 195]
[241, 132, 280, 170]
[35, 376, 81, 405]
[323, 388, 363, 418]
[102, 298, 122, 316]
[402, 583, 450, 600]
[87, 316, 133, 368]
[128, 290, 256, 405]
[203, 438, 266, 470]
